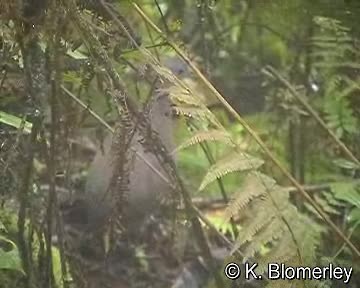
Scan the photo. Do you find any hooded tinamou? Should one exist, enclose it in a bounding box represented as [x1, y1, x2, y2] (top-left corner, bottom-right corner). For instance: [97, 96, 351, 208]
[84, 93, 175, 229]
[73, 58, 190, 234]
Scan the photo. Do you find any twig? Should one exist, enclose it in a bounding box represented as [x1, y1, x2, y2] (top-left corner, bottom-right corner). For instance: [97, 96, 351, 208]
[154, 0, 170, 36]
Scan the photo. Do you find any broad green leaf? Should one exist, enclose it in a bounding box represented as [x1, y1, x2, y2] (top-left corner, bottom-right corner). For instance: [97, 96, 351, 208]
[0, 236, 24, 274]
[348, 207, 360, 224]
[330, 182, 360, 208]
[0, 111, 32, 134]
[66, 49, 88, 60]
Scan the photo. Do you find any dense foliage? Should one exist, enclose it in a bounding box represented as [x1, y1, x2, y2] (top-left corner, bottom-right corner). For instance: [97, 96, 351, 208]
[0, 1, 359, 288]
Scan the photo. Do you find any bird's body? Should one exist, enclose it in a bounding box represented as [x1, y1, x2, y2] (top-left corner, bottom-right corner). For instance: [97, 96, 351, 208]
[84, 92, 176, 232]
[61, 56, 189, 238]
[83, 57, 191, 232]
[58, 57, 201, 288]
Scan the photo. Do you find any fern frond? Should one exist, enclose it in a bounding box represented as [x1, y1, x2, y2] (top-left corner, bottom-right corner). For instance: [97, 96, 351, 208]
[240, 217, 285, 258]
[173, 106, 222, 128]
[198, 152, 264, 191]
[314, 62, 360, 69]
[265, 280, 292, 288]
[313, 194, 340, 215]
[224, 172, 275, 222]
[257, 211, 322, 275]
[225, 174, 323, 287]
[295, 219, 324, 262]
[266, 279, 306, 288]
[233, 188, 292, 255]
[313, 16, 350, 34]
[164, 85, 203, 107]
[271, 241, 300, 266]
[151, 61, 180, 85]
[176, 129, 234, 152]
[304, 203, 323, 220]
[269, 187, 294, 211]
[257, 234, 297, 273]
[330, 181, 360, 207]
[322, 191, 346, 208]
[233, 197, 277, 249]
[312, 35, 352, 43]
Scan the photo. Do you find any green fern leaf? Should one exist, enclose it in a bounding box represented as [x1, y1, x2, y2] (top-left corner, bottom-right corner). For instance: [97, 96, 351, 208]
[330, 181, 360, 208]
[313, 194, 341, 215]
[176, 129, 234, 152]
[233, 197, 276, 249]
[165, 85, 203, 106]
[224, 172, 275, 222]
[240, 217, 285, 258]
[198, 152, 264, 191]
[173, 106, 222, 128]
[322, 191, 346, 208]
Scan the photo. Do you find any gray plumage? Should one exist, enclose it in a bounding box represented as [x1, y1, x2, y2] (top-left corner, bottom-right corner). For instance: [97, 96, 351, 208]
[72, 57, 188, 233]
[84, 92, 175, 228]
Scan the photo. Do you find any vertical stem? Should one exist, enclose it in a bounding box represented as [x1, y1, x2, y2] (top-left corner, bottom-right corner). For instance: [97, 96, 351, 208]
[44, 3, 63, 286]
[17, 117, 39, 288]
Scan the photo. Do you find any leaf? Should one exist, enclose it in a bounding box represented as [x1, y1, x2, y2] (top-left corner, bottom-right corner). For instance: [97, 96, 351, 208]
[66, 49, 88, 60]
[63, 71, 83, 86]
[239, 216, 285, 257]
[233, 196, 277, 250]
[313, 194, 341, 215]
[165, 85, 202, 107]
[330, 181, 360, 208]
[0, 236, 24, 274]
[348, 207, 360, 224]
[224, 172, 275, 223]
[176, 129, 234, 152]
[0, 111, 32, 133]
[333, 158, 360, 170]
[173, 106, 221, 128]
[198, 152, 264, 191]
[206, 214, 237, 240]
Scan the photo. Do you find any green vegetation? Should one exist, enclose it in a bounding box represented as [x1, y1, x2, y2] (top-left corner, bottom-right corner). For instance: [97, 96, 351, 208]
[0, 1, 359, 287]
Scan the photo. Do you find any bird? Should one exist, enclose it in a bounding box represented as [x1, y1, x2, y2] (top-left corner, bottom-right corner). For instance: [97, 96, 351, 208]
[84, 89, 176, 232]
[62, 57, 190, 237]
